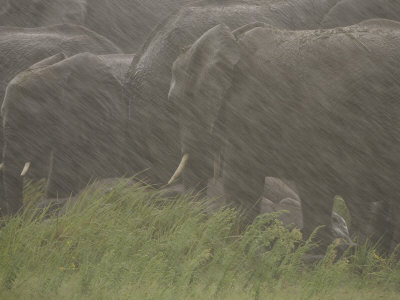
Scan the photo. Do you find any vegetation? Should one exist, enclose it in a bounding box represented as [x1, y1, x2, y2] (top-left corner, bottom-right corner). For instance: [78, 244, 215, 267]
[0, 180, 399, 299]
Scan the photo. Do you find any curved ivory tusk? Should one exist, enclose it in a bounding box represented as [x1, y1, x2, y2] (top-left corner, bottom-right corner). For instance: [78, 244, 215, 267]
[0, 163, 3, 170]
[168, 153, 189, 185]
[20, 162, 31, 176]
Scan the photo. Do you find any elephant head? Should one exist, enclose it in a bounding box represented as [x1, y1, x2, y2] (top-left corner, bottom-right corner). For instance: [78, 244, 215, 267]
[168, 23, 268, 190]
[167, 24, 240, 189]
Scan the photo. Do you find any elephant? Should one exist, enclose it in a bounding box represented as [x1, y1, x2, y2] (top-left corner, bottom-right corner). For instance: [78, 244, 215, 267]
[1, 52, 134, 215]
[321, 0, 400, 28]
[0, 24, 121, 212]
[0, 0, 193, 52]
[124, 0, 342, 185]
[168, 20, 400, 253]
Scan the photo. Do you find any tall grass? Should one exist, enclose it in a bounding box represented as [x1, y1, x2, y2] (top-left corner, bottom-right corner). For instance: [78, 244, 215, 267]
[0, 180, 399, 299]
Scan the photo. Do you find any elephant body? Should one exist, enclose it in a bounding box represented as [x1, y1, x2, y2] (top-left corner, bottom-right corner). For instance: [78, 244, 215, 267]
[0, 24, 121, 214]
[169, 20, 400, 252]
[124, 0, 341, 185]
[0, 0, 193, 52]
[1, 52, 134, 215]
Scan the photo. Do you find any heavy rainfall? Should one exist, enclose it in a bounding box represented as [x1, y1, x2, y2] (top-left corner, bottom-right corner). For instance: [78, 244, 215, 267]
[0, 0, 400, 298]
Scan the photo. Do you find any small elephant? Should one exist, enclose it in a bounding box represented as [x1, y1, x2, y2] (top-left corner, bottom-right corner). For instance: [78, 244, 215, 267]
[1, 52, 134, 215]
[168, 20, 400, 253]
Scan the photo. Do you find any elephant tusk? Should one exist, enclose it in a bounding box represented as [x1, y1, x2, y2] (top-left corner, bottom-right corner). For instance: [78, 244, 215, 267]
[168, 153, 189, 185]
[213, 153, 221, 183]
[20, 162, 31, 176]
[0, 163, 3, 170]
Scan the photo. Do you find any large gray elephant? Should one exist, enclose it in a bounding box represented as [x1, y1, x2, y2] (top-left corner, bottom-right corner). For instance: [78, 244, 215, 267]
[124, 0, 342, 185]
[0, 24, 121, 213]
[321, 0, 400, 28]
[0, 0, 192, 52]
[1, 52, 134, 215]
[168, 20, 400, 253]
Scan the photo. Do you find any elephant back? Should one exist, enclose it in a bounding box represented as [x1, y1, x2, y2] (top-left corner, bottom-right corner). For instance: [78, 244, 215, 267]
[321, 0, 400, 28]
[0, 24, 121, 113]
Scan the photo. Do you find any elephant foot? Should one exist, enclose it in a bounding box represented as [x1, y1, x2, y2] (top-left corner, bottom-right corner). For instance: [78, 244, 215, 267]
[302, 253, 325, 265]
[302, 225, 356, 261]
[35, 197, 69, 219]
[302, 225, 335, 254]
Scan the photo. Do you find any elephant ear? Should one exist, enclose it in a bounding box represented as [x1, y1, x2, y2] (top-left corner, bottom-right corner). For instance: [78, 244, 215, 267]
[169, 24, 240, 131]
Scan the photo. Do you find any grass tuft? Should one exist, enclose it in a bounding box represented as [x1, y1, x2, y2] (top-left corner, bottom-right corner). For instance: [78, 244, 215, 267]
[0, 180, 399, 299]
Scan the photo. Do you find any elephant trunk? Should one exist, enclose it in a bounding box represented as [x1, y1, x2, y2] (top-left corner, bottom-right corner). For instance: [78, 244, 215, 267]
[2, 142, 25, 215]
[173, 121, 218, 192]
[1, 125, 43, 215]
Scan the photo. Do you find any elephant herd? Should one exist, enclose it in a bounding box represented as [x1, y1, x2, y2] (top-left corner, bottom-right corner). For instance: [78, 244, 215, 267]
[0, 0, 400, 255]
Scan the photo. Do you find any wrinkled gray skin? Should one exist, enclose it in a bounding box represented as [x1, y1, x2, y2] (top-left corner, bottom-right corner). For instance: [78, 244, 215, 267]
[0, 25, 121, 186]
[0, 24, 121, 214]
[0, 0, 192, 52]
[1, 52, 134, 215]
[169, 20, 400, 253]
[0, 24, 121, 119]
[321, 0, 400, 28]
[124, 0, 341, 185]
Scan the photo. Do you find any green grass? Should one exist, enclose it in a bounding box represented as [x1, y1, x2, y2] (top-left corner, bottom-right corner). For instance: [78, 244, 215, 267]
[0, 180, 399, 299]
[333, 195, 351, 227]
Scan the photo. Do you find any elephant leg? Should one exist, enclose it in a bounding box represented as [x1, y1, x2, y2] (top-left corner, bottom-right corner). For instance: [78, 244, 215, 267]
[375, 200, 393, 254]
[387, 164, 400, 254]
[183, 151, 213, 197]
[300, 183, 335, 252]
[0, 172, 5, 216]
[345, 195, 375, 244]
[223, 148, 265, 225]
[126, 118, 153, 180]
[347, 184, 394, 254]
[391, 197, 400, 254]
[2, 143, 24, 215]
[2, 163, 23, 215]
[148, 116, 181, 185]
[45, 150, 86, 199]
